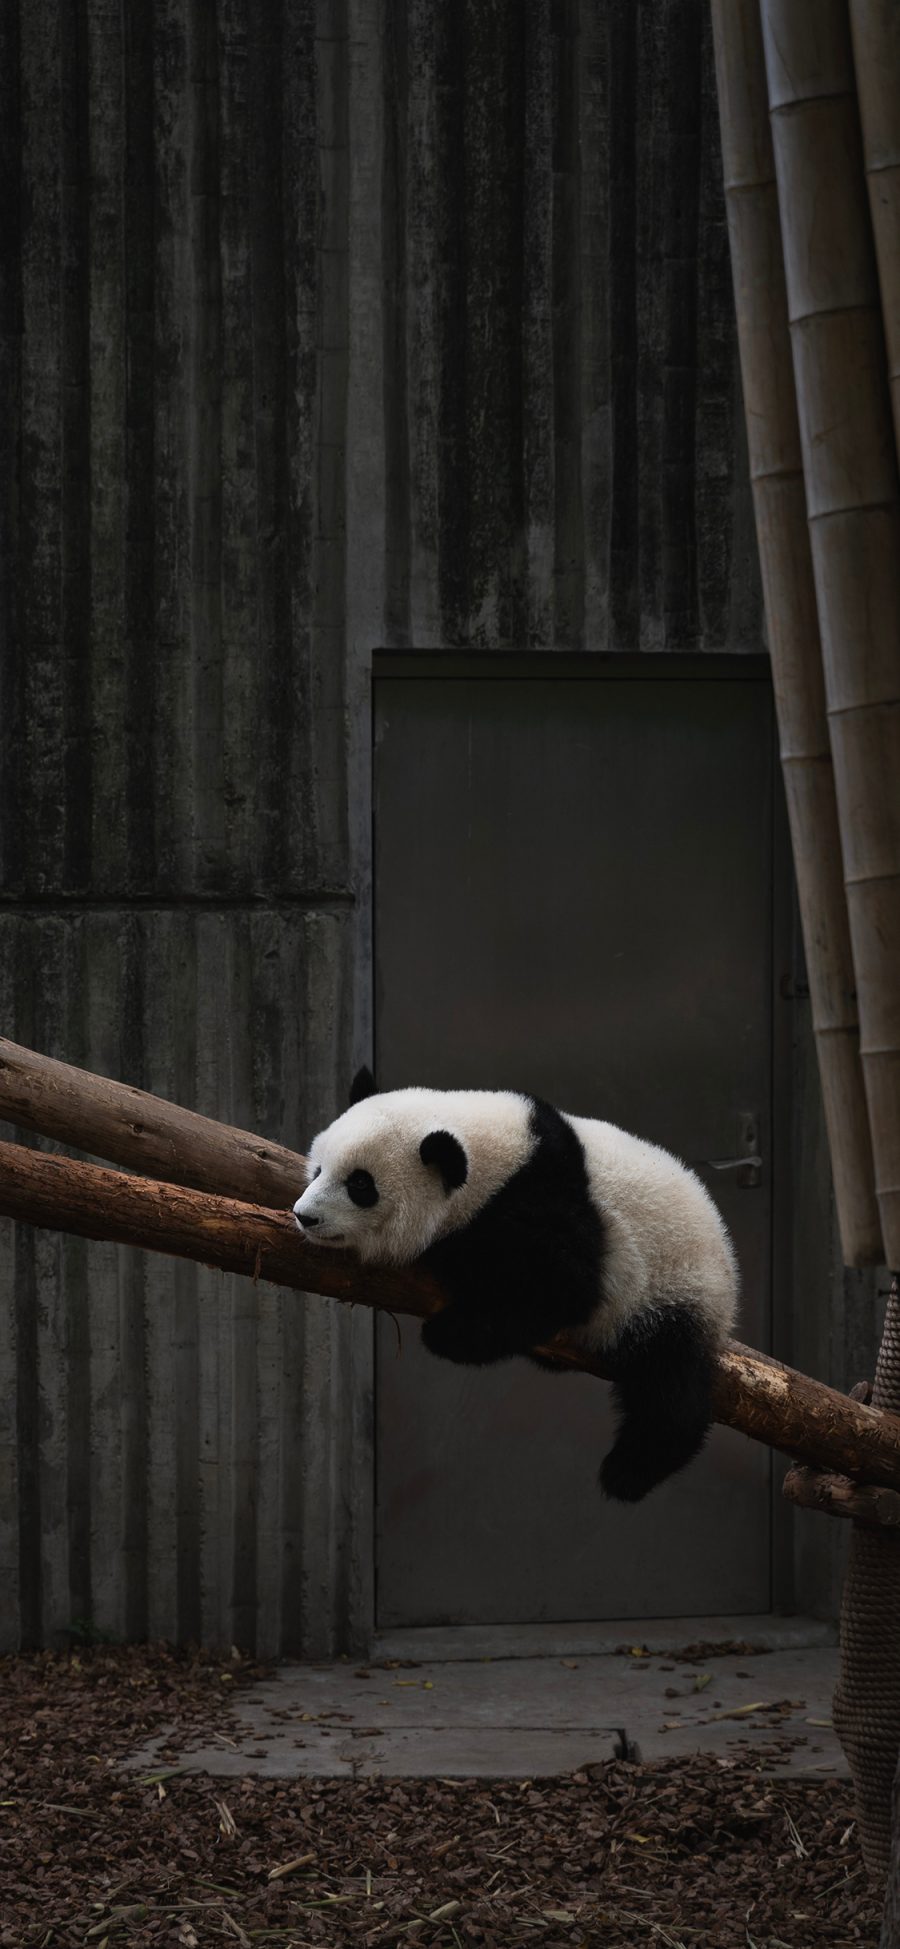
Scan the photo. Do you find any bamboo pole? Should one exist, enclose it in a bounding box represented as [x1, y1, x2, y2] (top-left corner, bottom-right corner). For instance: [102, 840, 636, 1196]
[709, 0, 882, 1267]
[850, 0, 900, 466]
[760, 0, 900, 1274]
[713, 4, 900, 1893]
[760, 0, 900, 1889]
[0, 1035, 308, 1208]
[1, 1132, 900, 1485]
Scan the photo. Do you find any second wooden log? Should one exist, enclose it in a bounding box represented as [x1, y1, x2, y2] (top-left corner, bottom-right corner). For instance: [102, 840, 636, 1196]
[0, 1035, 308, 1209]
[784, 1464, 900, 1529]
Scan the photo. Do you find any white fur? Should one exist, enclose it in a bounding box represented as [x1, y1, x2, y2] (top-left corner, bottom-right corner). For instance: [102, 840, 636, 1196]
[563, 1114, 738, 1349]
[293, 1089, 738, 1343]
[294, 1088, 534, 1265]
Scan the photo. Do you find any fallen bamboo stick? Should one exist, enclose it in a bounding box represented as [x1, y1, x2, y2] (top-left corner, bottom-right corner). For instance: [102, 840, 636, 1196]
[0, 1035, 307, 1208]
[1, 1134, 900, 1489]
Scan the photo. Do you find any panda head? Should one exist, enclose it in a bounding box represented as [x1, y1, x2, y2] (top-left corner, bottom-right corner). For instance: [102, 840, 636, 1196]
[292, 1068, 469, 1265]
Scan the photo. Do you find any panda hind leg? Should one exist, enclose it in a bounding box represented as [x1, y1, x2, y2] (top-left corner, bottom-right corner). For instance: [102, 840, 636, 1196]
[599, 1306, 716, 1504]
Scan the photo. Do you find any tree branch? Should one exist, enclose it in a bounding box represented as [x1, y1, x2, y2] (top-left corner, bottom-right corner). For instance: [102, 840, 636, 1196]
[783, 1464, 900, 1529]
[0, 1035, 306, 1208]
[1, 1133, 900, 1490]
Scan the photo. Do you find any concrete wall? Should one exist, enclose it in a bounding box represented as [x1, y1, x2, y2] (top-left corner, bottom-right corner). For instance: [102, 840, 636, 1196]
[1, 0, 866, 1653]
[0, 0, 374, 1655]
[379, 0, 762, 652]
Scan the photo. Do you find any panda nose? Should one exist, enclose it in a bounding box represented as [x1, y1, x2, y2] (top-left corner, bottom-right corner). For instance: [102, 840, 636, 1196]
[300, 1212, 320, 1227]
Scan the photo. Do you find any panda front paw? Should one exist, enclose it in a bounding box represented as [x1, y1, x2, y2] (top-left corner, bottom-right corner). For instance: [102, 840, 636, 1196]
[421, 1308, 510, 1366]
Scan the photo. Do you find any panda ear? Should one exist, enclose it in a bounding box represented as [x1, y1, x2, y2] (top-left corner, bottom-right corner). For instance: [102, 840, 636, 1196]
[349, 1065, 377, 1106]
[420, 1130, 468, 1193]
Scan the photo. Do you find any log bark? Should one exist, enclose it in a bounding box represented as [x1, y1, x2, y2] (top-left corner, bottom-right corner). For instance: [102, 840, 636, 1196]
[2, 1133, 900, 1488]
[710, 0, 882, 1268]
[783, 1464, 900, 1529]
[0, 1035, 308, 1208]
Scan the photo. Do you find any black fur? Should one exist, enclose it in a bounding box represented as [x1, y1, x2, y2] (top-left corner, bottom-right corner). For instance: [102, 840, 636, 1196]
[421, 1099, 603, 1366]
[350, 1065, 377, 1105]
[420, 1129, 468, 1192]
[346, 1168, 379, 1207]
[417, 1095, 720, 1503]
[599, 1307, 716, 1502]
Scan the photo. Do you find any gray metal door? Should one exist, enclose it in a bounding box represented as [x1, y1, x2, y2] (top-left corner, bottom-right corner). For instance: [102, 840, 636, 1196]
[374, 658, 780, 1627]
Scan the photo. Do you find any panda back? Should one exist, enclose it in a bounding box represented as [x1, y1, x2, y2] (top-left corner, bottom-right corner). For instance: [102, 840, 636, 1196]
[563, 1113, 738, 1350]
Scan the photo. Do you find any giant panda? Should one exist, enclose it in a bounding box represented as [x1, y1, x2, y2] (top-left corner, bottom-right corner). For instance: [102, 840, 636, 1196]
[292, 1069, 738, 1502]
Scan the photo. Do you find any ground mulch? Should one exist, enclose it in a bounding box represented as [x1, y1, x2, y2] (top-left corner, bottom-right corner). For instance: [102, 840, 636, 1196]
[0, 1645, 879, 1948]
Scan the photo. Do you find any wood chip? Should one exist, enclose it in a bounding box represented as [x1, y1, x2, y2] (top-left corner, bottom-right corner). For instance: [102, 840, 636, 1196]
[0, 1642, 879, 1949]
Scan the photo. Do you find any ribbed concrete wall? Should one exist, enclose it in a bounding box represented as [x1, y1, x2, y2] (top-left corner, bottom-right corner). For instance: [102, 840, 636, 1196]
[382, 0, 762, 651]
[0, 0, 762, 1653]
[0, 911, 363, 1656]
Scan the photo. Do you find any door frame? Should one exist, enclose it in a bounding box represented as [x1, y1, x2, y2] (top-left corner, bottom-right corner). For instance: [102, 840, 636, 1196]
[365, 648, 801, 1636]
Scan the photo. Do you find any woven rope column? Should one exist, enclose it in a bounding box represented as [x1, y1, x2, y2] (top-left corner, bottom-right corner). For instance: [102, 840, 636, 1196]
[834, 1282, 900, 1887]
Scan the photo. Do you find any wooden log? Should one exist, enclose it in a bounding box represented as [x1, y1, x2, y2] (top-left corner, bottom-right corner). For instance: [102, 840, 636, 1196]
[2, 1133, 900, 1488]
[0, 1035, 308, 1208]
[784, 1464, 900, 1529]
[709, 0, 882, 1267]
[760, 0, 900, 1271]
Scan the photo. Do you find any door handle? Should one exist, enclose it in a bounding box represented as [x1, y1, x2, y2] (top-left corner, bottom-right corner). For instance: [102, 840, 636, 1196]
[705, 1154, 762, 1188]
[695, 1113, 762, 1188]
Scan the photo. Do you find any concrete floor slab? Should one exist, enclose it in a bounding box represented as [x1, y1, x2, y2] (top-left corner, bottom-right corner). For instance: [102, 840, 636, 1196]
[373, 1614, 838, 1663]
[124, 1637, 845, 1782]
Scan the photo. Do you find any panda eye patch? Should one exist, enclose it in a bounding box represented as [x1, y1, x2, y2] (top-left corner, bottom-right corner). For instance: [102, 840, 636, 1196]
[346, 1168, 379, 1208]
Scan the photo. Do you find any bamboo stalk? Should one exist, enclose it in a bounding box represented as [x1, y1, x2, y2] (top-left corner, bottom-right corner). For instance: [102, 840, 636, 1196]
[760, 5, 900, 1888]
[850, 0, 900, 465]
[710, 0, 882, 1267]
[1, 1133, 900, 1487]
[0, 1035, 308, 1208]
[760, 0, 900, 1273]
